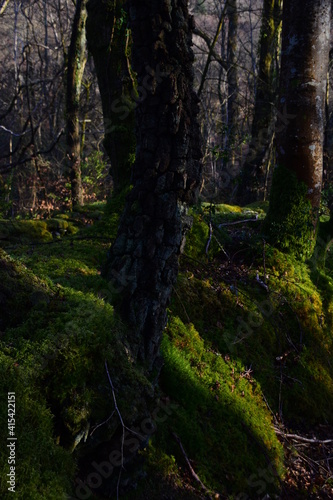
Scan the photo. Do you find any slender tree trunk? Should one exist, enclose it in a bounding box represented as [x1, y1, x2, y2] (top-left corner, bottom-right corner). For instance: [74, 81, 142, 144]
[105, 0, 202, 370]
[324, 50, 333, 213]
[264, 0, 331, 258]
[66, 0, 87, 208]
[86, 0, 136, 194]
[238, 0, 282, 204]
[225, 0, 239, 174]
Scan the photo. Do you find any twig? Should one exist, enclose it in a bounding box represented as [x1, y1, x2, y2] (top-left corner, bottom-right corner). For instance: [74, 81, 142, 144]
[255, 272, 269, 291]
[90, 410, 116, 437]
[171, 432, 214, 498]
[261, 392, 278, 424]
[172, 285, 191, 323]
[218, 217, 259, 227]
[213, 234, 230, 260]
[205, 221, 213, 256]
[273, 427, 333, 445]
[105, 360, 144, 499]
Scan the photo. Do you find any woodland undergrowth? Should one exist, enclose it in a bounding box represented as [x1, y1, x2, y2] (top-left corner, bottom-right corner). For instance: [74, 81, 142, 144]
[0, 198, 333, 499]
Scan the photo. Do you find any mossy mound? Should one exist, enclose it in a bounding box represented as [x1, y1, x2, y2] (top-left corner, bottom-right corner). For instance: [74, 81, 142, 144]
[0, 219, 53, 245]
[177, 217, 333, 426]
[0, 218, 79, 248]
[0, 205, 153, 498]
[160, 317, 284, 496]
[1, 200, 333, 498]
[0, 351, 74, 499]
[0, 248, 53, 330]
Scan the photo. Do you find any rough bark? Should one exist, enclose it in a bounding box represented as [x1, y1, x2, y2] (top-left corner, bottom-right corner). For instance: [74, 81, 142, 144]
[86, 0, 136, 194]
[264, 0, 331, 258]
[238, 0, 282, 204]
[66, 0, 87, 208]
[105, 0, 202, 370]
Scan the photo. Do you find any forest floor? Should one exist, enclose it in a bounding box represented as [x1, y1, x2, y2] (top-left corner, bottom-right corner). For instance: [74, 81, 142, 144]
[1, 199, 333, 499]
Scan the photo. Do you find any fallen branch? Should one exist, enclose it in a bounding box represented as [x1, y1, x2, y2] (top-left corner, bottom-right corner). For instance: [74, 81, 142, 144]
[105, 360, 144, 499]
[274, 427, 333, 445]
[172, 432, 215, 498]
[218, 217, 259, 227]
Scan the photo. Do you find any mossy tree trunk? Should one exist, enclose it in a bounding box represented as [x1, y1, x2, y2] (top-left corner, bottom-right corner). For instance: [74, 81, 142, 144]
[238, 0, 282, 204]
[86, 0, 136, 194]
[264, 0, 331, 259]
[66, 0, 87, 208]
[105, 0, 202, 370]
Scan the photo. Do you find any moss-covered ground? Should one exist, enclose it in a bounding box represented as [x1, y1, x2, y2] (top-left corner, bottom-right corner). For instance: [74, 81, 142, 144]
[0, 198, 333, 499]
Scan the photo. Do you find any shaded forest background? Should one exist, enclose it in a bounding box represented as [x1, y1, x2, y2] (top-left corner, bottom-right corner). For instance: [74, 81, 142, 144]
[0, 0, 285, 215]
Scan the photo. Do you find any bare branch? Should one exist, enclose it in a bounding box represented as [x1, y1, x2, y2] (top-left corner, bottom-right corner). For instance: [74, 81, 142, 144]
[0, 0, 10, 17]
[193, 26, 228, 71]
[274, 427, 333, 445]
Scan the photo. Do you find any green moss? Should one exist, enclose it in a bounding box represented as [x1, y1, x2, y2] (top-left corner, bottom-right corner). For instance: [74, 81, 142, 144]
[264, 164, 316, 259]
[0, 351, 74, 498]
[183, 213, 209, 259]
[2, 198, 333, 497]
[0, 219, 53, 244]
[158, 317, 284, 496]
[0, 202, 154, 496]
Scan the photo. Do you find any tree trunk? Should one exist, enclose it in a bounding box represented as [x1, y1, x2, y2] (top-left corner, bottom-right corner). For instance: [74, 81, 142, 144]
[86, 0, 136, 194]
[66, 0, 87, 208]
[324, 50, 333, 214]
[264, 0, 331, 258]
[225, 0, 239, 175]
[105, 0, 202, 370]
[238, 0, 282, 204]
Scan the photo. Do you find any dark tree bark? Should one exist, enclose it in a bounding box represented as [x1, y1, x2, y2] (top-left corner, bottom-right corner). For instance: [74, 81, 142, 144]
[66, 0, 87, 208]
[86, 0, 136, 194]
[238, 0, 282, 204]
[105, 0, 202, 370]
[264, 0, 331, 258]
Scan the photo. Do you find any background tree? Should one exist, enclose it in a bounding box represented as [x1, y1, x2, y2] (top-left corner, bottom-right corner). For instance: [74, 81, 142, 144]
[238, 0, 282, 203]
[190, 0, 262, 202]
[105, 0, 202, 370]
[86, 0, 136, 194]
[0, 1, 104, 215]
[264, 0, 331, 258]
[225, 0, 240, 175]
[66, 0, 87, 208]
